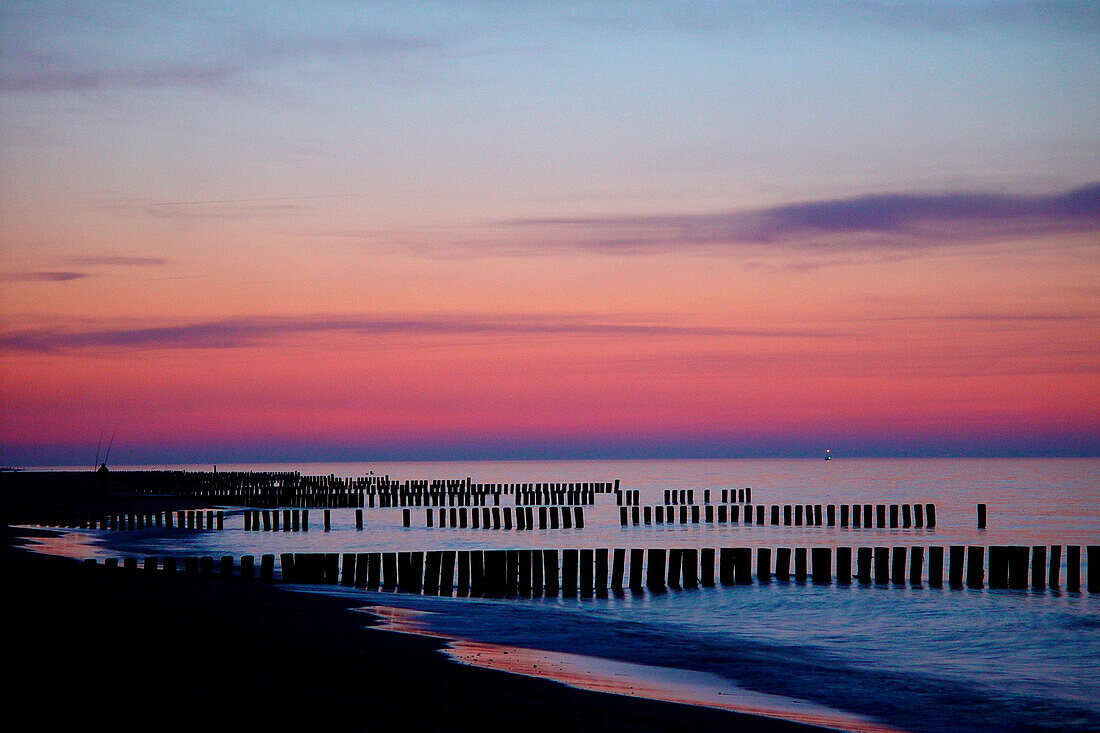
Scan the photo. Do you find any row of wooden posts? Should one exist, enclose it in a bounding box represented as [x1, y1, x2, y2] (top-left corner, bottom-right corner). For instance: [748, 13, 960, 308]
[60, 510, 225, 532]
[620, 502, 937, 528]
[86, 545, 1098, 595]
[418, 505, 585, 530]
[655, 488, 754, 505]
[129, 469, 619, 508]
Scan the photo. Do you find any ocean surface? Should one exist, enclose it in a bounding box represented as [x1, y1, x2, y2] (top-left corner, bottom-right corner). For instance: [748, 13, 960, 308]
[21, 458, 1100, 732]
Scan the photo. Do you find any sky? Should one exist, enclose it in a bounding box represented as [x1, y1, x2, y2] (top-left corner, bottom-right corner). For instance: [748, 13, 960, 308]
[1, 1, 1098, 465]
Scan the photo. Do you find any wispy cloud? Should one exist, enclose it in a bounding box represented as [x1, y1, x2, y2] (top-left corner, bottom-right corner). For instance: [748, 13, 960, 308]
[0, 271, 88, 283]
[480, 183, 1100, 256]
[0, 313, 836, 353]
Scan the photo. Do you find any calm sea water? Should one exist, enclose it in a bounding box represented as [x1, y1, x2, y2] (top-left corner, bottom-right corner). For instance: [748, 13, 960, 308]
[24, 458, 1100, 732]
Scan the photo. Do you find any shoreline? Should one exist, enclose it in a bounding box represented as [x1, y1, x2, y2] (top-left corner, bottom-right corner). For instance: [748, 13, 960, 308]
[3, 473, 829, 732]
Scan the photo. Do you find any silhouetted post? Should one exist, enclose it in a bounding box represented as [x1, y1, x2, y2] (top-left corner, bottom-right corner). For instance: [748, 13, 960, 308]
[948, 545, 965, 587]
[876, 505, 886, 528]
[1048, 545, 1061, 588]
[891, 547, 906, 584]
[324, 509, 331, 531]
[424, 551, 441, 595]
[682, 549, 698, 588]
[775, 548, 791, 581]
[530, 549, 543, 595]
[199, 556, 213, 577]
[840, 504, 849, 527]
[610, 548, 625, 592]
[827, 505, 836, 526]
[342, 553, 357, 586]
[220, 556, 233, 577]
[1067, 545, 1081, 591]
[1008, 546, 1029, 589]
[1087, 546, 1098, 593]
[812, 548, 831, 584]
[647, 548, 667, 591]
[241, 555, 254, 580]
[282, 509, 290, 531]
[719, 548, 734, 585]
[700, 548, 715, 586]
[456, 551, 470, 595]
[543, 550, 559, 595]
[927, 546, 943, 586]
[901, 504, 911, 528]
[966, 546, 985, 588]
[356, 509, 363, 530]
[402, 509, 410, 528]
[594, 548, 609, 595]
[889, 505, 899, 528]
[794, 548, 807, 582]
[578, 549, 594, 596]
[909, 546, 924, 585]
[857, 547, 872, 583]
[873, 547, 889, 584]
[988, 546, 1009, 588]
[914, 504, 924, 527]
[977, 504, 987, 529]
[260, 554, 274, 582]
[836, 547, 852, 584]
[925, 504, 936, 528]
[382, 553, 398, 589]
[629, 548, 644, 591]
[756, 547, 771, 583]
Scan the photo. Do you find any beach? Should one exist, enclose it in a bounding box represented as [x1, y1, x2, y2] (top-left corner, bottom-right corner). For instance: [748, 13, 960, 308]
[3, 472, 824, 732]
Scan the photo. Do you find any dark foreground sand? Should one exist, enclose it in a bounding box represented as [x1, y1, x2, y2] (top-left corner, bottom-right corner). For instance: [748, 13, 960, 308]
[3, 473, 825, 732]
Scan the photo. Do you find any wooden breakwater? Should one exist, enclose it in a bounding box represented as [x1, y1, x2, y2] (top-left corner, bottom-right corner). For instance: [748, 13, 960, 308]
[419, 505, 585, 530]
[37, 509, 225, 532]
[620, 502, 936, 528]
[84, 545, 1098, 597]
[120, 470, 618, 508]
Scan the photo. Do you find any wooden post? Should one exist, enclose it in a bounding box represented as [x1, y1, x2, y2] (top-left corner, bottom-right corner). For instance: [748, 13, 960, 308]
[700, 548, 715, 586]
[647, 548, 667, 591]
[402, 509, 411, 528]
[531, 549, 543, 595]
[891, 547, 906, 584]
[595, 548, 609, 596]
[1088, 546, 1098, 593]
[949, 545, 965, 587]
[901, 504, 911, 528]
[909, 546, 924, 585]
[356, 509, 363, 530]
[457, 551, 470, 596]
[889, 505, 899, 528]
[241, 555, 254, 580]
[756, 547, 771, 582]
[874, 547, 889, 584]
[611, 548, 625, 592]
[579, 549, 595, 596]
[1008, 546, 1029, 589]
[506, 550, 519, 595]
[836, 547, 852, 584]
[543, 550, 559, 595]
[840, 504, 849, 527]
[775, 548, 791, 581]
[1048, 545, 1061, 588]
[927, 546, 943, 587]
[382, 552, 398, 589]
[260, 554, 274, 582]
[424, 551, 442, 595]
[629, 548, 644, 591]
[794, 548, 807, 582]
[857, 547, 872, 583]
[324, 509, 331, 531]
[719, 548, 734, 585]
[1067, 545, 1080, 591]
[682, 549, 699, 588]
[966, 546, 985, 588]
[667, 548, 682, 588]
[977, 504, 987, 529]
[561, 549, 579, 597]
[876, 505, 886, 528]
[342, 553, 357, 586]
[220, 556, 234, 577]
[988, 546, 1009, 588]
[812, 547, 831, 584]
[914, 504, 924, 527]
[926, 504, 936, 528]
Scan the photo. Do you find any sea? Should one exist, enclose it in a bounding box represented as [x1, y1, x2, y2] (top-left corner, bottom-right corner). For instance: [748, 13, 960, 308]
[20, 457, 1100, 732]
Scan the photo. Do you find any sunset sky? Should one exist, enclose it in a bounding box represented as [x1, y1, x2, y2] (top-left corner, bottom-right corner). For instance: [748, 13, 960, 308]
[2, 1, 1098, 465]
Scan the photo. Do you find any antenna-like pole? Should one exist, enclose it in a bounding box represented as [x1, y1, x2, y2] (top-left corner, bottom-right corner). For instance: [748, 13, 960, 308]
[103, 427, 116, 466]
[94, 429, 104, 471]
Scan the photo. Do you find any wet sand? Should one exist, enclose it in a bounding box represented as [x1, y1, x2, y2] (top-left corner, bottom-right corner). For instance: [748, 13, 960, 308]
[3, 471, 829, 731]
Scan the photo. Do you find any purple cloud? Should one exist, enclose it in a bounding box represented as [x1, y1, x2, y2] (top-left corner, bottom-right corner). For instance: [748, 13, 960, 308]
[0, 314, 836, 353]
[493, 183, 1100, 255]
[0, 271, 88, 282]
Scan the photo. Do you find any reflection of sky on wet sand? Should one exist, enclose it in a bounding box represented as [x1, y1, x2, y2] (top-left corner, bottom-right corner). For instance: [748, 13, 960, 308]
[363, 602, 905, 733]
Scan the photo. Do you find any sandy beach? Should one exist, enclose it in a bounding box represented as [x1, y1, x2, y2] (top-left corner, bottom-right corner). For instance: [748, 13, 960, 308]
[3, 472, 826, 732]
